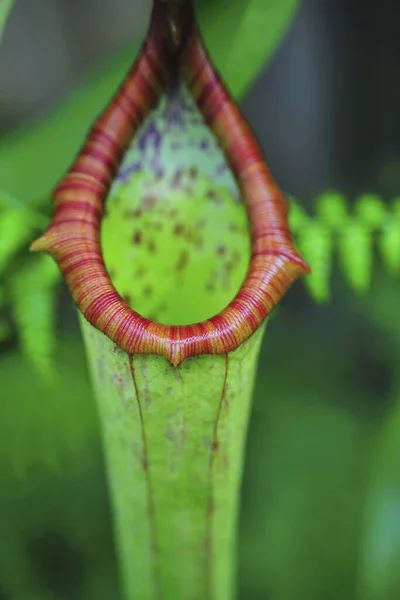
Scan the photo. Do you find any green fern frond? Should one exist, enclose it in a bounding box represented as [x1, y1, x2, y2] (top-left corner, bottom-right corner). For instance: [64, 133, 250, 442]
[379, 221, 400, 276]
[290, 193, 400, 301]
[0, 190, 399, 378]
[9, 255, 60, 381]
[0, 0, 15, 42]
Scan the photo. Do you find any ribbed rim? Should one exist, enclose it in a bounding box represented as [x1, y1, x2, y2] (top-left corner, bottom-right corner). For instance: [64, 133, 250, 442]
[31, 0, 309, 366]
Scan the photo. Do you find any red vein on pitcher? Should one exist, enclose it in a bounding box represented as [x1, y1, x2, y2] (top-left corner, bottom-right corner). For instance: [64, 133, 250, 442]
[31, 0, 310, 367]
[129, 355, 160, 597]
[205, 353, 230, 595]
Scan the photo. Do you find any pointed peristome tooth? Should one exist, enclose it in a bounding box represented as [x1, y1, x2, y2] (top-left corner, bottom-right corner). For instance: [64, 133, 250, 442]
[30, 232, 55, 254]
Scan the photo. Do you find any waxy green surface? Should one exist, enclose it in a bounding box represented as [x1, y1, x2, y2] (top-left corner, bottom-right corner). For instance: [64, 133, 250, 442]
[81, 317, 266, 600]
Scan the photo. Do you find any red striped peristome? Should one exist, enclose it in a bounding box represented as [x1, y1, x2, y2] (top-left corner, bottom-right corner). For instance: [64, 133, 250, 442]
[31, 0, 310, 367]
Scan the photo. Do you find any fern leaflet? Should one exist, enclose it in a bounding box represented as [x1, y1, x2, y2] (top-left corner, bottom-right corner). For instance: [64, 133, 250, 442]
[9, 255, 60, 381]
[290, 193, 400, 301]
[0, 190, 399, 375]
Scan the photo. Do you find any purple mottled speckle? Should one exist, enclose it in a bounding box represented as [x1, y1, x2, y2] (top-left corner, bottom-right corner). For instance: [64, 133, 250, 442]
[216, 163, 229, 175]
[116, 86, 199, 182]
[117, 161, 141, 184]
[162, 86, 200, 131]
[154, 167, 165, 179]
[139, 122, 162, 152]
[113, 83, 239, 201]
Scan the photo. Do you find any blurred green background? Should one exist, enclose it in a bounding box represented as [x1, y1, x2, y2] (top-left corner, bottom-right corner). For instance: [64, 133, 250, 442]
[0, 0, 400, 599]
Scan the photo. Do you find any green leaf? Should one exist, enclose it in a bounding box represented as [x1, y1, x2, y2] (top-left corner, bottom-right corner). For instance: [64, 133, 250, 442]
[0, 0, 14, 42]
[218, 0, 301, 97]
[0, 45, 138, 203]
